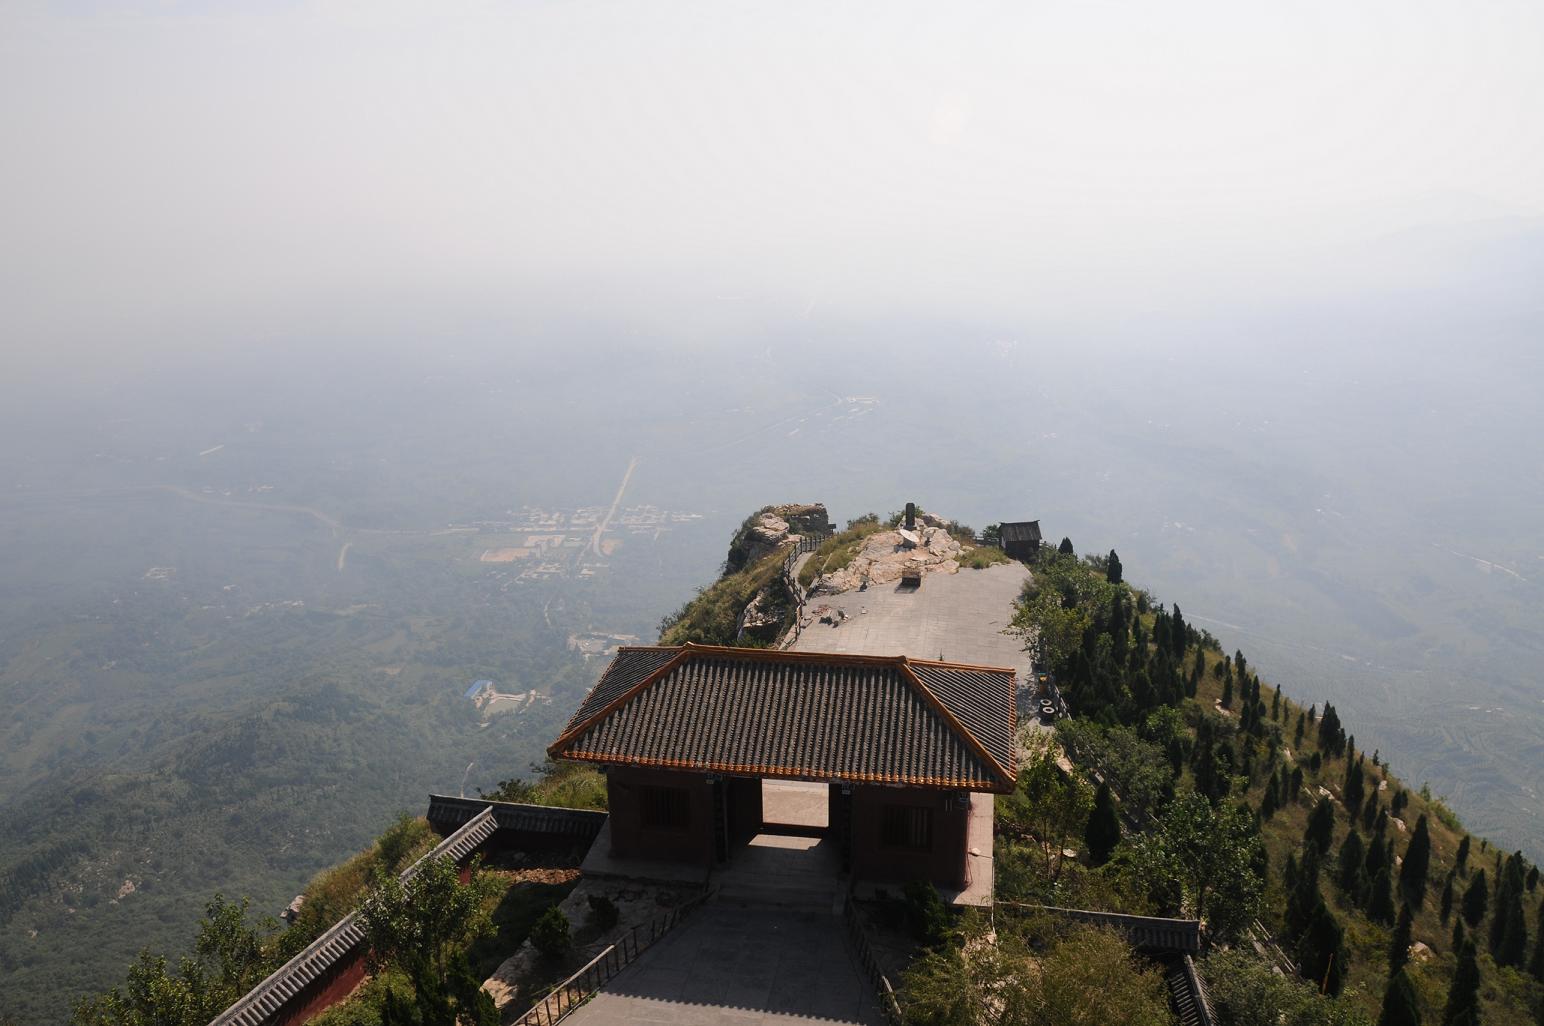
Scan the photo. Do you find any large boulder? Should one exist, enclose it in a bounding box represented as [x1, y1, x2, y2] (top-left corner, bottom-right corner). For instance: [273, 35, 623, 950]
[810, 527, 966, 594]
[723, 503, 830, 574]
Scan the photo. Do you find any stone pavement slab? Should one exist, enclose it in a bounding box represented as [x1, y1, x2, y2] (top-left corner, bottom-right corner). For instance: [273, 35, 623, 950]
[792, 562, 1032, 678]
[561, 904, 885, 1025]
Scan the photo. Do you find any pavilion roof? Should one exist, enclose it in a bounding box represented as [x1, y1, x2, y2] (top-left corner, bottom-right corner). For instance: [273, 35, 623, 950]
[548, 643, 1017, 792]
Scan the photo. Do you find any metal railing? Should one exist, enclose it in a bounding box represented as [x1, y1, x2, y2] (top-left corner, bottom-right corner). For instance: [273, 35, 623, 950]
[513, 891, 711, 1026]
[997, 902, 1202, 954]
[777, 531, 830, 648]
[842, 895, 904, 1025]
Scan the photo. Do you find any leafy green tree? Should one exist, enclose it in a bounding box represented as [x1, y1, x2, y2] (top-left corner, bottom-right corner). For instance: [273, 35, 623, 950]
[1204, 948, 1372, 1026]
[1440, 939, 1481, 1026]
[72, 895, 276, 1026]
[530, 906, 571, 959]
[72, 953, 208, 1026]
[1141, 791, 1264, 940]
[1084, 780, 1122, 867]
[1377, 968, 1422, 1026]
[1400, 815, 1432, 908]
[902, 919, 1172, 1026]
[359, 853, 495, 998]
[998, 732, 1093, 882]
[898, 945, 978, 1026]
[1462, 870, 1489, 928]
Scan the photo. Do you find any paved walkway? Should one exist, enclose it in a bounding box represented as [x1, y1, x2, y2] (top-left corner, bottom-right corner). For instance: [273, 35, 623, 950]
[791, 561, 1032, 676]
[560, 903, 886, 1025]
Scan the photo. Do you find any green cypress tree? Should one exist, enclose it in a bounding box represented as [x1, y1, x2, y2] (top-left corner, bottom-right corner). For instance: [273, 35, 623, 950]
[1389, 903, 1414, 974]
[1377, 967, 1422, 1026]
[1260, 778, 1280, 821]
[1338, 831, 1368, 897]
[1058, 536, 1074, 555]
[1345, 760, 1366, 822]
[1441, 871, 1456, 925]
[1441, 938, 1481, 1026]
[1363, 794, 1380, 831]
[1528, 896, 1544, 983]
[1401, 815, 1432, 908]
[1455, 835, 1471, 876]
[1221, 676, 1233, 710]
[1494, 892, 1527, 968]
[1366, 834, 1389, 883]
[1105, 549, 1122, 583]
[1305, 797, 1336, 857]
[1461, 870, 1488, 928]
[1084, 780, 1121, 867]
[1297, 900, 1350, 997]
[1368, 867, 1397, 926]
[1287, 849, 1323, 942]
[1490, 853, 1525, 956]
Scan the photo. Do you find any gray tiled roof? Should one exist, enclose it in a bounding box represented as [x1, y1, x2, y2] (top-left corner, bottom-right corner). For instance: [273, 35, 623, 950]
[570, 646, 682, 725]
[426, 794, 607, 839]
[999, 520, 1042, 543]
[549, 645, 1016, 791]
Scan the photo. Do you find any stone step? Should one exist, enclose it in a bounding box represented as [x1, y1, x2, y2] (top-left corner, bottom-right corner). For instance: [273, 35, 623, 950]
[715, 883, 843, 912]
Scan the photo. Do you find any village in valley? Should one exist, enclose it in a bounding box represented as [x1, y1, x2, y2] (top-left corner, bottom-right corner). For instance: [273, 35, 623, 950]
[467, 504, 705, 584]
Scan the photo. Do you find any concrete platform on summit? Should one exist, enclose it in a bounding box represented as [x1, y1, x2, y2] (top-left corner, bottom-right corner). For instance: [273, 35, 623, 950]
[558, 903, 886, 1026]
[790, 561, 1032, 677]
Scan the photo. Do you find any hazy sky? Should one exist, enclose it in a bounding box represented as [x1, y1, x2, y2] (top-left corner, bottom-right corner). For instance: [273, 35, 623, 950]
[5, 1, 1544, 361]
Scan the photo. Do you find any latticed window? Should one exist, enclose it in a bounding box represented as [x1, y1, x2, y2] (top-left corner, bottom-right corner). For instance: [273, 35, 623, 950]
[880, 804, 933, 850]
[639, 785, 691, 831]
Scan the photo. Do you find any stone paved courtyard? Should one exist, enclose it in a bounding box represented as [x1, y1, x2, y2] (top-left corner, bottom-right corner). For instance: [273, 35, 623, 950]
[559, 904, 885, 1025]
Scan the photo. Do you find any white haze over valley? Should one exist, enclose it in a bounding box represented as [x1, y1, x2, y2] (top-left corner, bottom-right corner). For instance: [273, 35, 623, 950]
[3, 0, 1544, 858]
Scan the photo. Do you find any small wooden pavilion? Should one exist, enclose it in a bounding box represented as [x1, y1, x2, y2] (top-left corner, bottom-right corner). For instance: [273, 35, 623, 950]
[999, 520, 1043, 562]
[548, 643, 1017, 890]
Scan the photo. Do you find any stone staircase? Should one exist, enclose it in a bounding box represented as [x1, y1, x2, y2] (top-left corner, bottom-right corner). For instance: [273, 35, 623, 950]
[712, 834, 846, 913]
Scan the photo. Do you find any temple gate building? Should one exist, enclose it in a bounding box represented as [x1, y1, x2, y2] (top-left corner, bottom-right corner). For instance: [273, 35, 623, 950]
[547, 643, 1017, 894]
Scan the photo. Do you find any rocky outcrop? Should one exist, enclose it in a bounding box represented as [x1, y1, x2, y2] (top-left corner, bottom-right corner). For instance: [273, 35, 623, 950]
[736, 587, 786, 641]
[723, 503, 831, 574]
[810, 524, 967, 594]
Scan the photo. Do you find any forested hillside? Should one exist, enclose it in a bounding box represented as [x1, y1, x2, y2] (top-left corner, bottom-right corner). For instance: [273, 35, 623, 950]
[1000, 544, 1544, 1024]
